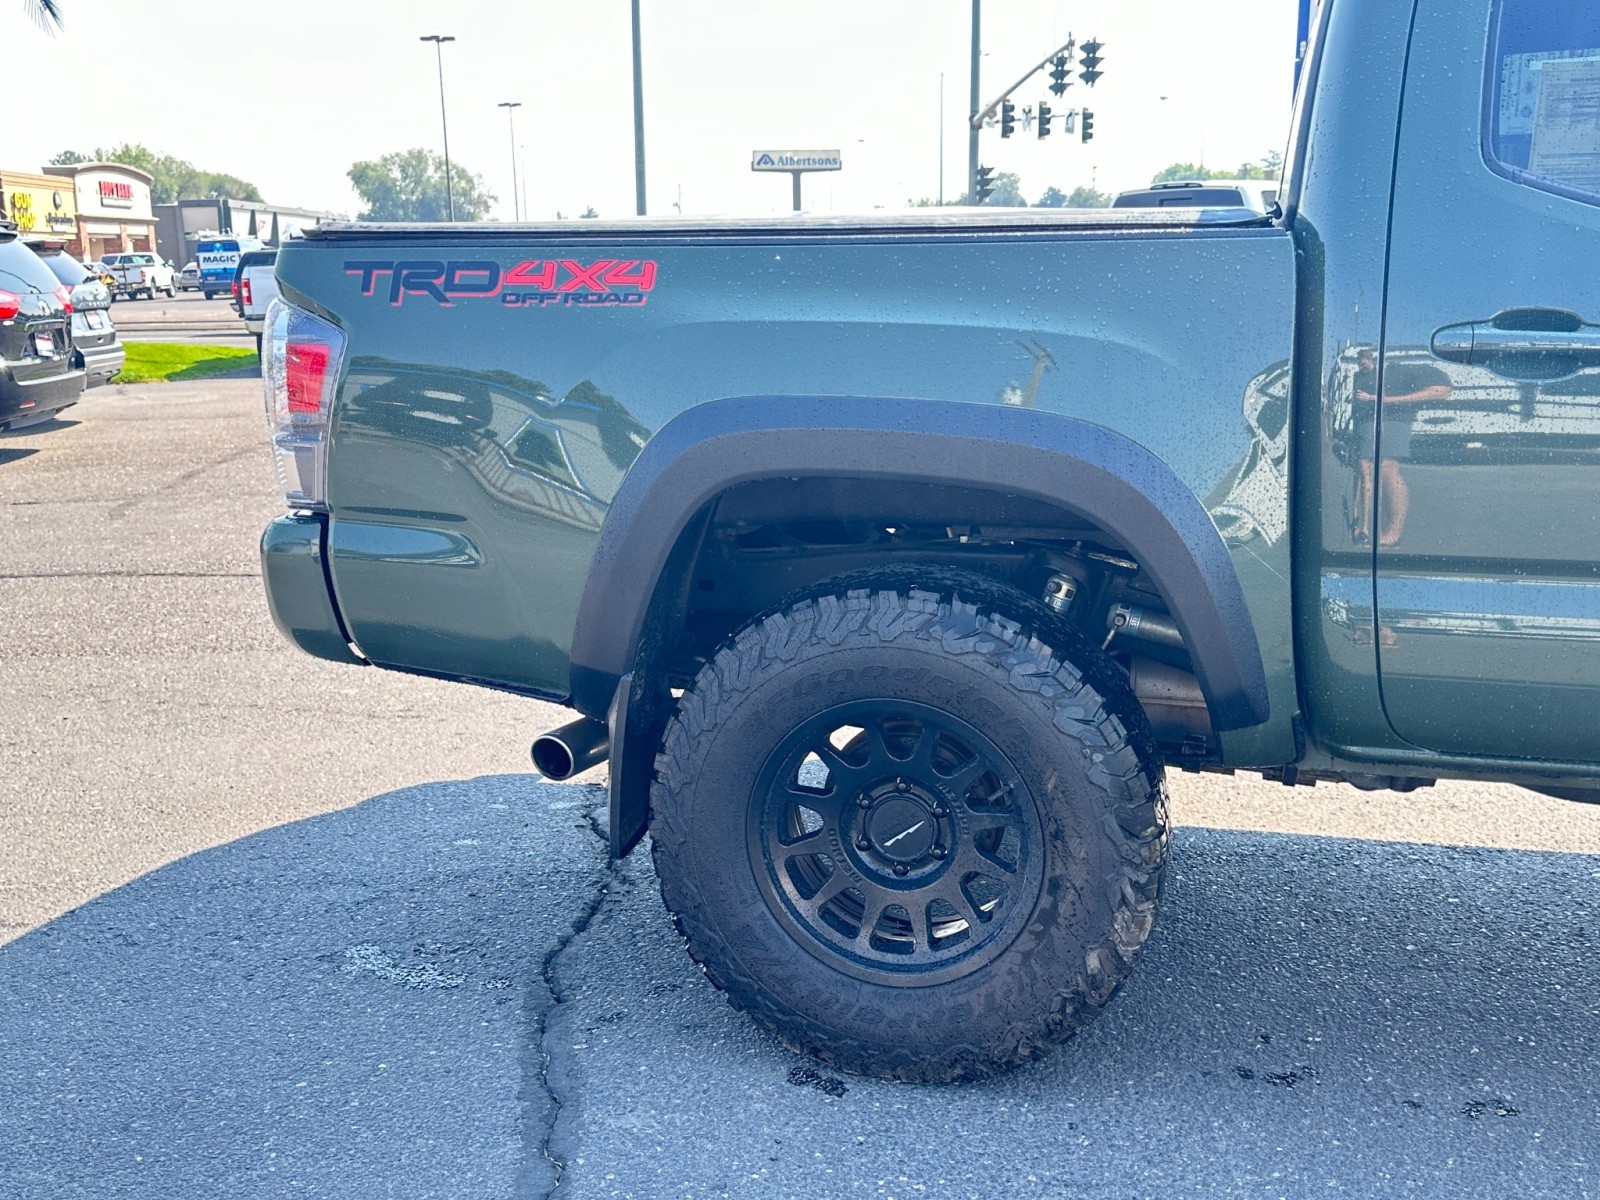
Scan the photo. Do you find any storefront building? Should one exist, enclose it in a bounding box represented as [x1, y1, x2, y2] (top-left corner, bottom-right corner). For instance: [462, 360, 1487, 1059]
[0, 170, 79, 238]
[42, 162, 158, 261]
[154, 197, 344, 267]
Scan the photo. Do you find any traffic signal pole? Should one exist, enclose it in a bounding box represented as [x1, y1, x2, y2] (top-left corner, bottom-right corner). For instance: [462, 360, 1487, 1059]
[967, 0, 981, 206]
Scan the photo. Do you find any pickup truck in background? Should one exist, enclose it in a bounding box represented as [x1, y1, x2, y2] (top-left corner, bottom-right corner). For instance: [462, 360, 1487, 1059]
[232, 248, 278, 353]
[258, 0, 1600, 1083]
[102, 251, 175, 301]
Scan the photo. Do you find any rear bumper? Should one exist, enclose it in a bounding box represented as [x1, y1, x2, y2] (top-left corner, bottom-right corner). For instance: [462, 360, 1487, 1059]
[79, 338, 125, 386]
[0, 364, 86, 426]
[243, 314, 266, 334]
[260, 513, 366, 666]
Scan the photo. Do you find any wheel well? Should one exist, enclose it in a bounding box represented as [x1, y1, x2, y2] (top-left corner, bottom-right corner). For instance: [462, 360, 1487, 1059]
[637, 476, 1218, 761]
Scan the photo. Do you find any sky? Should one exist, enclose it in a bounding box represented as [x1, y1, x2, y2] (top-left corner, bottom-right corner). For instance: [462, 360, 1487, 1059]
[5, 0, 1300, 219]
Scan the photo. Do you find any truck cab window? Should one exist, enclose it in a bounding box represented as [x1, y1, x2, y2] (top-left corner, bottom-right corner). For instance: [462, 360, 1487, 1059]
[1485, 2, 1600, 204]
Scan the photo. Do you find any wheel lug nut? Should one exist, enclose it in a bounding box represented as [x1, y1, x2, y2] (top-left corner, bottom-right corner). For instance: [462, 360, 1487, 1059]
[931, 806, 947, 818]
[893, 863, 909, 876]
[931, 845, 948, 860]
[856, 836, 872, 851]
[857, 794, 872, 809]
[895, 778, 908, 791]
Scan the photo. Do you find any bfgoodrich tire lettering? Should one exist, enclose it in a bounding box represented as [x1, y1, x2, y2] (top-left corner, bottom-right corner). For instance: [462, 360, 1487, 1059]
[650, 586, 1168, 1082]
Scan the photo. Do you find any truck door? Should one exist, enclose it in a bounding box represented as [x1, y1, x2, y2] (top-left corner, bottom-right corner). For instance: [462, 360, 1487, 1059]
[1376, 0, 1600, 763]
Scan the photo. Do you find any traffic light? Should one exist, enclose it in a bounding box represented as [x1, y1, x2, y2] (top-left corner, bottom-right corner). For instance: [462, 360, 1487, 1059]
[1079, 39, 1104, 87]
[1080, 109, 1096, 143]
[1038, 102, 1052, 138]
[1049, 54, 1071, 96]
[974, 165, 996, 204]
[1000, 100, 1016, 138]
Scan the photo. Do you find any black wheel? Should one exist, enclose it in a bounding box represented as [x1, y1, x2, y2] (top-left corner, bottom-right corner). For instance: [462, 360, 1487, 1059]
[650, 584, 1168, 1082]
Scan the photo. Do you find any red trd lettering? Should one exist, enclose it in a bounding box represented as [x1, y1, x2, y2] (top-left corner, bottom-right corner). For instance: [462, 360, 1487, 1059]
[602, 260, 658, 291]
[555, 259, 616, 291]
[505, 260, 559, 290]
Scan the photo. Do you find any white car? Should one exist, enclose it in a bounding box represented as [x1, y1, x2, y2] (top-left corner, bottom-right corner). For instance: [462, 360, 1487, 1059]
[102, 252, 177, 301]
[178, 261, 201, 291]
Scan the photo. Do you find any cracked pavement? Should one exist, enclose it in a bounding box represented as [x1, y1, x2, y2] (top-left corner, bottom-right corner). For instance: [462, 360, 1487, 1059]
[4, 383, 1600, 1198]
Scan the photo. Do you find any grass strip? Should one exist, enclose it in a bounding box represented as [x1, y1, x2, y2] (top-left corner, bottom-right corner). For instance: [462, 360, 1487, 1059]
[118, 342, 259, 384]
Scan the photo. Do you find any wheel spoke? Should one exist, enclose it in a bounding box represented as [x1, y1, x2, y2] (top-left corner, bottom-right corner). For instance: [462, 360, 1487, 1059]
[959, 838, 1019, 878]
[776, 829, 831, 859]
[935, 878, 988, 931]
[780, 780, 846, 824]
[815, 743, 867, 790]
[938, 755, 988, 794]
[908, 903, 934, 952]
[801, 870, 851, 914]
[855, 889, 890, 941]
[965, 810, 1015, 839]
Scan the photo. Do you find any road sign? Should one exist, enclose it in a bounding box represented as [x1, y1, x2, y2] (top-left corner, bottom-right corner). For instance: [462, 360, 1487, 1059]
[751, 150, 842, 172]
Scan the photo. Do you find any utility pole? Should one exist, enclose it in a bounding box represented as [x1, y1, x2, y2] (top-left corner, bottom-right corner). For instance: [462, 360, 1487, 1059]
[967, 0, 981, 205]
[498, 101, 522, 221]
[938, 72, 945, 206]
[632, 0, 647, 215]
[420, 34, 456, 221]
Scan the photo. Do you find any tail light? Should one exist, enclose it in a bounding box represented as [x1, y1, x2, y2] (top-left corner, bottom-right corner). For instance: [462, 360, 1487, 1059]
[54, 285, 73, 313]
[241, 277, 253, 307]
[139, 269, 150, 283]
[263, 298, 346, 510]
[232, 279, 241, 299]
[0, 289, 19, 320]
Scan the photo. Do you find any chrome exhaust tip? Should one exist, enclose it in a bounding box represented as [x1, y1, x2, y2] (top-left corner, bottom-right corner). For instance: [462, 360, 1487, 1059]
[531, 717, 609, 780]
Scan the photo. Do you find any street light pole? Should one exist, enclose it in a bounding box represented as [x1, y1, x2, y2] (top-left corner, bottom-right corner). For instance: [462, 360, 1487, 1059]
[420, 34, 456, 221]
[631, 0, 647, 215]
[498, 101, 522, 221]
[967, 0, 980, 205]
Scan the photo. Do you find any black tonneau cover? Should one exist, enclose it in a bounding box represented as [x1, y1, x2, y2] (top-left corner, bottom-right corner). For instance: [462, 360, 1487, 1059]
[305, 206, 1274, 243]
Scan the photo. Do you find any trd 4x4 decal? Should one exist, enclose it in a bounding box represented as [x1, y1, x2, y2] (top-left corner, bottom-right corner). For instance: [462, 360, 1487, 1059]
[343, 259, 659, 308]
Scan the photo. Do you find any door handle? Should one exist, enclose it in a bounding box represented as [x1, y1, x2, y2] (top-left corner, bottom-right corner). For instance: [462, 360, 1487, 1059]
[1432, 308, 1600, 379]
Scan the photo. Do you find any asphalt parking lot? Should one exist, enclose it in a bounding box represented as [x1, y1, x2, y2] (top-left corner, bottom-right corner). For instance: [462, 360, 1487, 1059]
[2, 381, 1598, 1199]
[108, 287, 257, 347]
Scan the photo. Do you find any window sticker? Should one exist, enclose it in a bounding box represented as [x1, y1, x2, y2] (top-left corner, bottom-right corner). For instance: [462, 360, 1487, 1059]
[1528, 58, 1600, 191]
[1498, 48, 1600, 136]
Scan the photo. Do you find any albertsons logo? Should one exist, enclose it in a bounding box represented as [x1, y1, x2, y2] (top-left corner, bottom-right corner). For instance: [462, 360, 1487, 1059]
[751, 149, 842, 171]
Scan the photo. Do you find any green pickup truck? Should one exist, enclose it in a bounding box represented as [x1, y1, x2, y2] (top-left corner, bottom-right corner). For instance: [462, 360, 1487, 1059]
[260, 0, 1600, 1082]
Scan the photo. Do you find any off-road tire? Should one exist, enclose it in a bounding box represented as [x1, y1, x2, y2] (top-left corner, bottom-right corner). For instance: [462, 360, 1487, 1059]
[650, 586, 1168, 1082]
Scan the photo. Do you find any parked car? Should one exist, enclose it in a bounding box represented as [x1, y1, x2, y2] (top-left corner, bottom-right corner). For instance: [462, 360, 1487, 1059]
[1112, 178, 1280, 213]
[102, 251, 176, 301]
[178, 261, 201, 291]
[23, 237, 124, 388]
[0, 223, 83, 429]
[232, 249, 278, 353]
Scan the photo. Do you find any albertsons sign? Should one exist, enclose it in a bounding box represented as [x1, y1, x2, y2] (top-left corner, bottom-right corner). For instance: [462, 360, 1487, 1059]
[751, 150, 842, 172]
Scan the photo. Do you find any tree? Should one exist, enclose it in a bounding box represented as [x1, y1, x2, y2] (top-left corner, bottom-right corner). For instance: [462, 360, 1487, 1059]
[24, 0, 62, 31]
[1151, 152, 1282, 186]
[348, 149, 496, 221]
[579, 206, 599, 219]
[934, 171, 1026, 208]
[1150, 162, 1222, 185]
[53, 143, 266, 204]
[984, 171, 1027, 207]
[1036, 185, 1109, 208]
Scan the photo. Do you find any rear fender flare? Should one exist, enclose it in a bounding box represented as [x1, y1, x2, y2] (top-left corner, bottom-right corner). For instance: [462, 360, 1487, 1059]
[570, 395, 1269, 733]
